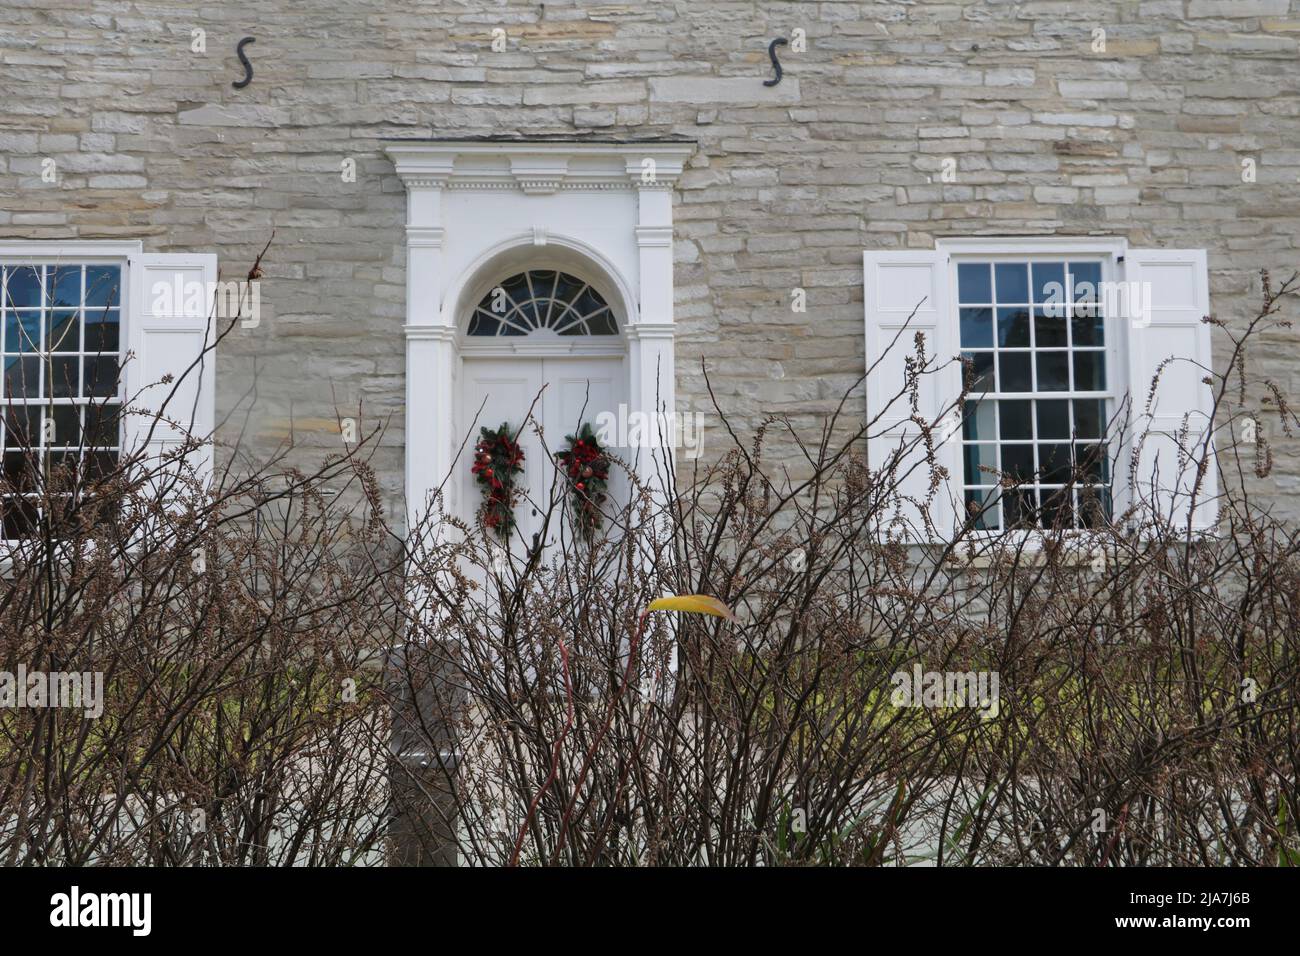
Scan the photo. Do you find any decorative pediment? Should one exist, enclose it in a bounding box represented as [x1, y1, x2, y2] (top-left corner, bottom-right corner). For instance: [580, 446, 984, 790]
[384, 138, 694, 194]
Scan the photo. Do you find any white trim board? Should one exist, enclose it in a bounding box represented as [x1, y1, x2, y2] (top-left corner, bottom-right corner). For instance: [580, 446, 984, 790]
[0, 240, 143, 260]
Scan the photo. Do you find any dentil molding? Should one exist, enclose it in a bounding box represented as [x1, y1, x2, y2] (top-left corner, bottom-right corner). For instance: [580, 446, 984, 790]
[384, 139, 695, 195]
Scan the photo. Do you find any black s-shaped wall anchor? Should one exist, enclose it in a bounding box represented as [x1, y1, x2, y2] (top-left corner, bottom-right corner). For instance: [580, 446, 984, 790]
[764, 37, 788, 87]
[232, 37, 256, 89]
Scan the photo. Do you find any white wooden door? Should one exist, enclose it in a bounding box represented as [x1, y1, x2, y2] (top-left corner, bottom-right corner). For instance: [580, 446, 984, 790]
[459, 355, 625, 559]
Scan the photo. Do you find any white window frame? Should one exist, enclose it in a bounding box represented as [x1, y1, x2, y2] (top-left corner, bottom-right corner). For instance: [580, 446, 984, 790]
[0, 240, 139, 547]
[936, 237, 1129, 542]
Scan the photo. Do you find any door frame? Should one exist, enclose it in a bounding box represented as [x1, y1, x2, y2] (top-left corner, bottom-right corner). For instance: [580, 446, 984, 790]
[385, 139, 694, 541]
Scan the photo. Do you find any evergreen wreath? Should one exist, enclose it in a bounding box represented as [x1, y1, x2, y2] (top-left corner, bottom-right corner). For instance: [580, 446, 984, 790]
[472, 422, 525, 540]
[555, 422, 610, 543]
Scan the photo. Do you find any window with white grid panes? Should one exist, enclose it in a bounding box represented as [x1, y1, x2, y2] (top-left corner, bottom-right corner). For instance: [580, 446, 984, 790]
[956, 258, 1112, 531]
[1, 262, 122, 538]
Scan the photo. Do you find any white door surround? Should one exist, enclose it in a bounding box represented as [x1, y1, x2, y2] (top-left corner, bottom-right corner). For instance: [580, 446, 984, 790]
[385, 138, 694, 537]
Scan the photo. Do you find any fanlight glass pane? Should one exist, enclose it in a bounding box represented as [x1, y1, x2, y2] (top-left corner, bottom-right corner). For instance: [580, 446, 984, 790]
[468, 270, 618, 336]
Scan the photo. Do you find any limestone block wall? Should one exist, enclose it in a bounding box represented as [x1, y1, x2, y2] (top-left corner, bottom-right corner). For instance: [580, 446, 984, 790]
[3, 1, 1299, 524]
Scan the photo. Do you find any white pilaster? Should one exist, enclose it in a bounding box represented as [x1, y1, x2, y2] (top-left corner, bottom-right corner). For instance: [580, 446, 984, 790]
[400, 178, 453, 537]
[631, 187, 677, 482]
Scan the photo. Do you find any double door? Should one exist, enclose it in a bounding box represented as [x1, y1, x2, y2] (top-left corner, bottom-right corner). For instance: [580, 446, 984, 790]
[458, 355, 625, 558]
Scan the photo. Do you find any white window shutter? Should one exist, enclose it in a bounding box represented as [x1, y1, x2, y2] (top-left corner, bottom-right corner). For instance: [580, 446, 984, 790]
[125, 253, 219, 487]
[1123, 249, 1217, 532]
[863, 251, 961, 541]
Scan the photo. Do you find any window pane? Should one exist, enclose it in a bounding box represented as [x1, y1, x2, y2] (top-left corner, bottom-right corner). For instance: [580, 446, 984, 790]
[574, 288, 605, 319]
[559, 315, 591, 336]
[466, 311, 500, 336]
[1070, 262, 1102, 304]
[50, 266, 81, 309]
[500, 273, 528, 304]
[964, 443, 998, 485]
[48, 310, 80, 352]
[551, 272, 582, 303]
[86, 449, 118, 479]
[964, 488, 999, 530]
[49, 356, 78, 398]
[960, 307, 993, 348]
[3, 406, 40, 447]
[1071, 309, 1104, 346]
[48, 452, 80, 494]
[82, 356, 119, 398]
[1037, 399, 1070, 439]
[1032, 262, 1065, 304]
[2, 498, 38, 538]
[1034, 307, 1067, 347]
[1036, 352, 1069, 391]
[997, 307, 1031, 347]
[586, 311, 618, 336]
[1077, 443, 1109, 482]
[1042, 289, 1068, 321]
[84, 403, 120, 447]
[1003, 487, 1036, 529]
[963, 399, 996, 441]
[999, 352, 1032, 392]
[4, 357, 40, 398]
[1073, 352, 1106, 391]
[1038, 443, 1072, 484]
[1039, 488, 1073, 529]
[1074, 399, 1105, 439]
[84, 310, 119, 352]
[999, 399, 1032, 440]
[1002, 443, 1035, 481]
[995, 263, 1029, 303]
[4, 266, 43, 308]
[2, 451, 36, 492]
[958, 263, 991, 303]
[1079, 486, 1112, 528]
[49, 406, 80, 447]
[6, 311, 41, 352]
[516, 295, 543, 330]
[529, 270, 556, 304]
[962, 352, 995, 393]
[85, 266, 122, 308]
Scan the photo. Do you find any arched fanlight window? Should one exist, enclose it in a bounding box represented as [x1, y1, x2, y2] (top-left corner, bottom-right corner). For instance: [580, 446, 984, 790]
[467, 270, 618, 337]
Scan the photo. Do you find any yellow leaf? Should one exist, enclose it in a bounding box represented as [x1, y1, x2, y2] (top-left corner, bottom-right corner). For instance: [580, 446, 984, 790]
[647, 594, 736, 622]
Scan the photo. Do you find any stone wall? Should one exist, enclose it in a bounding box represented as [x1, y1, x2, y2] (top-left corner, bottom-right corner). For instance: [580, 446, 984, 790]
[3, 0, 1299, 524]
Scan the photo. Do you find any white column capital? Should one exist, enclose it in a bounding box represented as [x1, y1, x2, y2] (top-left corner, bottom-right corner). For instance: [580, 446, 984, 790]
[404, 324, 458, 342]
[626, 321, 675, 341]
[406, 226, 445, 249]
[635, 225, 673, 248]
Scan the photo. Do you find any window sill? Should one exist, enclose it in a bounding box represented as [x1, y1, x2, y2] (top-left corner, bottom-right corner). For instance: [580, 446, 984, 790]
[943, 529, 1112, 569]
[0, 538, 138, 579]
